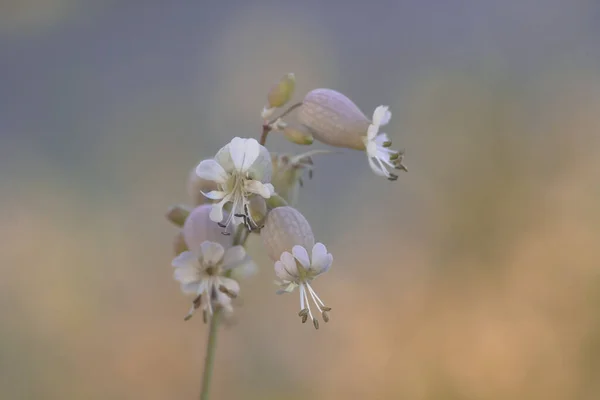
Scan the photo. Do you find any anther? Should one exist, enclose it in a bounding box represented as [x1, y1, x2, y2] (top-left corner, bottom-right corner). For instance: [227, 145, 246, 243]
[301, 314, 308, 324]
[382, 140, 392, 148]
[298, 308, 309, 317]
[394, 163, 408, 172]
[389, 152, 399, 161]
[313, 319, 320, 330]
[202, 310, 208, 324]
[322, 311, 330, 322]
[387, 174, 398, 181]
[321, 306, 332, 312]
[219, 285, 237, 298]
[218, 222, 227, 228]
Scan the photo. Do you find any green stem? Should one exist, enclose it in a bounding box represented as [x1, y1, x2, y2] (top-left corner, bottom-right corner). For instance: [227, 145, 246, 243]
[199, 309, 222, 400]
[198, 225, 248, 400]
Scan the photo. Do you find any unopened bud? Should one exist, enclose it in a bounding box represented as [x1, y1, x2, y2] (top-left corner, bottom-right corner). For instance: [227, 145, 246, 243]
[187, 168, 217, 206]
[183, 205, 233, 253]
[166, 204, 191, 227]
[247, 195, 268, 228]
[261, 206, 315, 261]
[283, 124, 314, 145]
[267, 73, 295, 108]
[297, 88, 369, 150]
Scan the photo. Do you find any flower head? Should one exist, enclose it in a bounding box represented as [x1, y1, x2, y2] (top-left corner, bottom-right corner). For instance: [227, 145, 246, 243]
[172, 241, 252, 322]
[298, 88, 407, 181]
[196, 137, 274, 229]
[363, 106, 408, 181]
[275, 243, 333, 329]
[261, 206, 333, 328]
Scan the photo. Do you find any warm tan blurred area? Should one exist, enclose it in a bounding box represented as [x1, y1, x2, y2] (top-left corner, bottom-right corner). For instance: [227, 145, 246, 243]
[2, 1, 600, 399]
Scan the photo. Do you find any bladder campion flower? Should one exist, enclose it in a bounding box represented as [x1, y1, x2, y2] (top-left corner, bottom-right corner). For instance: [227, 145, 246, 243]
[172, 241, 249, 322]
[195, 137, 274, 229]
[297, 88, 407, 180]
[261, 206, 333, 329]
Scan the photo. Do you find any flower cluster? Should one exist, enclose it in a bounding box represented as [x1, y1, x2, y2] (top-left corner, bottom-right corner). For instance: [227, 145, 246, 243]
[166, 73, 406, 329]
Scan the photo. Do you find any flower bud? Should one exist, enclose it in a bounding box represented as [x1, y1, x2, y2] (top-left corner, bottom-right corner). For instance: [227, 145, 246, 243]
[267, 73, 296, 108]
[283, 124, 314, 145]
[297, 88, 369, 150]
[247, 195, 268, 228]
[271, 155, 302, 205]
[182, 205, 233, 253]
[187, 168, 217, 206]
[261, 206, 315, 261]
[166, 204, 191, 227]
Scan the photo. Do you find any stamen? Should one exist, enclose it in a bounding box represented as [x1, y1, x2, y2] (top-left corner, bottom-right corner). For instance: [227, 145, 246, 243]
[307, 285, 323, 313]
[219, 284, 237, 298]
[301, 285, 315, 322]
[306, 284, 326, 308]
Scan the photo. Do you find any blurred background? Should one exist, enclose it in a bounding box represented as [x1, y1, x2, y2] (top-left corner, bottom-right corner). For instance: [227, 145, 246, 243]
[2, 1, 600, 399]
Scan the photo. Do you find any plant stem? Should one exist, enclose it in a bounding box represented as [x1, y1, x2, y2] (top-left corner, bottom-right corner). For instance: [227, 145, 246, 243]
[199, 309, 221, 400]
[198, 225, 248, 400]
[260, 102, 303, 145]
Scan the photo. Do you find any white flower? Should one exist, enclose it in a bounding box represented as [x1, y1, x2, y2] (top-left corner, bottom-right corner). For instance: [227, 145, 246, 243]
[363, 106, 407, 181]
[196, 137, 275, 228]
[275, 243, 333, 329]
[172, 241, 254, 322]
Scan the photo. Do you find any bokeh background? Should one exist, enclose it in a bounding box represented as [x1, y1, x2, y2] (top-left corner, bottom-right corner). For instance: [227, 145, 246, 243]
[2, 1, 600, 399]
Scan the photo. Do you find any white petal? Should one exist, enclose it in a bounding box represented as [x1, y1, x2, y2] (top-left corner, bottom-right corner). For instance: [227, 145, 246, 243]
[280, 251, 299, 276]
[367, 123, 379, 140]
[174, 266, 201, 285]
[372, 105, 391, 127]
[181, 282, 202, 294]
[222, 246, 247, 269]
[201, 190, 227, 200]
[196, 159, 228, 184]
[199, 241, 225, 265]
[247, 144, 273, 182]
[214, 143, 235, 171]
[219, 277, 240, 296]
[367, 155, 388, 177]
[263, 183, 275, 196]
[245, 180, 272, 198]
[229, 137, 260, 172]
[171, 251, 197, 269]
[230, 260, 258, 279]
[292, 245, 310, 269]
[275, 260, 296, 281]
[209, 195, 231, 222]
[311, 243, 332, 272]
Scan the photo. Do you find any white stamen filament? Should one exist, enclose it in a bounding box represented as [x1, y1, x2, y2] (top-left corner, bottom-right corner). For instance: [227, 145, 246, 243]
[301, 284, 314, 321]
[306, 283, 326, 309]
[300, 283, 306, 311]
